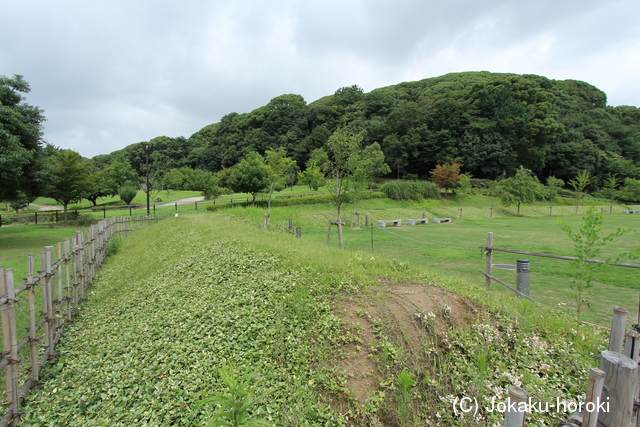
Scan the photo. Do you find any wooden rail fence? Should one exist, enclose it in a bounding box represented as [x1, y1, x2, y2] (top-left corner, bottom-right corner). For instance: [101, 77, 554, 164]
[0, 215, 161, 426]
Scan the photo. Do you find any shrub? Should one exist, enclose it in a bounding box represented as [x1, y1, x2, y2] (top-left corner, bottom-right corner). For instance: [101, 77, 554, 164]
[118, 185, 138, 205]
[205, 192, 386, 212]
[380, 181, 440, 201]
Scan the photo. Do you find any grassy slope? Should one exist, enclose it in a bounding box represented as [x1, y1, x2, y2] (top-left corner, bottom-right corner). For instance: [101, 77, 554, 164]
[19, 215, 607, 426]
[214, 198, 640, 326]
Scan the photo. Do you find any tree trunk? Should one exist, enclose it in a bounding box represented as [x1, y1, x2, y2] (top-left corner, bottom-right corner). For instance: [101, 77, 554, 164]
[337, 207, 343, 250]
[63, 204, 68, 221]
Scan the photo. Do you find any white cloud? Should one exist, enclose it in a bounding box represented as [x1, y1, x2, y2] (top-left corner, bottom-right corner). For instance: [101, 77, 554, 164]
[1, 0, 638, 158]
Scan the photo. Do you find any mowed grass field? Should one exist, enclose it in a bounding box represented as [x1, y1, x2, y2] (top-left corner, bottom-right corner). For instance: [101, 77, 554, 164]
[2, 195, 639, 327]
[214, 198, 640, 327]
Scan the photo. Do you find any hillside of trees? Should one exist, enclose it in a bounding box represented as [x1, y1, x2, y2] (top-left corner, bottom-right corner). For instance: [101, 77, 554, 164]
[3, 72, 640, 210]
[104, 71, 640, 185]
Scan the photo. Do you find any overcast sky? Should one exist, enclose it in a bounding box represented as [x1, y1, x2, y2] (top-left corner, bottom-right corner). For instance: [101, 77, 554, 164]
[3, 0, 639, 159]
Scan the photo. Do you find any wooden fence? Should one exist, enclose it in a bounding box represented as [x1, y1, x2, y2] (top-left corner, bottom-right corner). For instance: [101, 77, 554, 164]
[481, 231, 640, 298]
[507, 307, 640, 426]
[0, 215, 161, 426]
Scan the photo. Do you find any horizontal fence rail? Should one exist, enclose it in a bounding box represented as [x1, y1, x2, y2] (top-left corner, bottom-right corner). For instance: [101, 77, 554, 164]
[0, 215, 162, 426]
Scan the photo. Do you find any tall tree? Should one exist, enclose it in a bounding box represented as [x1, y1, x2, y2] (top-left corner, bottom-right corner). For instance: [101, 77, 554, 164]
[545, 176, 564, 214]
[359, 142, 391, 189]
[0, 74, 48, 202]
[227, 152, 270, 204]
[326, 129, 362, 249]
[264, 147, 296, 218]
[499, 166, 545, 215]
[568, 169, 593, 210]
[47, 149, 90, 219]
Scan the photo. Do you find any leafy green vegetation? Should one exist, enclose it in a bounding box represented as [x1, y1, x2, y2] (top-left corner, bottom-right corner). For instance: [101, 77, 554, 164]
[14, 213, 610, 426]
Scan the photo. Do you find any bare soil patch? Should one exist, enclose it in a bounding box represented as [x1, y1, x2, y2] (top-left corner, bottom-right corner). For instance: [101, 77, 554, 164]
[334, 279, 481, 411]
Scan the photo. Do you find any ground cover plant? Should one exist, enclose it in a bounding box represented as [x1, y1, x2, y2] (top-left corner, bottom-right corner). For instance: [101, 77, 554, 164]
[17, 214, 608, 426]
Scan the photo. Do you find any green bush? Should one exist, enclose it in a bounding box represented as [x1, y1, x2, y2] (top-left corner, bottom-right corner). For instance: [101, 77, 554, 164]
[205, 191, 386, 212]
[380, 181, 440, 201]
[118, 185, 138, 205]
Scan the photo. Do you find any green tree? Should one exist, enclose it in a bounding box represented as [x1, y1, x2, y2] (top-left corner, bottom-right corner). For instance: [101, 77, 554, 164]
[601, 173, 619, 206]
[457, 173, 472, 214]
[0, 74, 48, 202]
[47, 149, 90, 219]
[568, 169, 592, 210]
[227, 152, 270, 204]
[326, 129, 362, 249]
[546, 176, 564, 214]
[359, 142, 391, 189]
[103, 154, 138, 196]
[264, 147, 296, 217]
[618, 178, 640, 202]
[298, 166, 324, 190]
[558, 208, 632, 328]
[499, 166, 545, 215]
[84, 168, 111, 207]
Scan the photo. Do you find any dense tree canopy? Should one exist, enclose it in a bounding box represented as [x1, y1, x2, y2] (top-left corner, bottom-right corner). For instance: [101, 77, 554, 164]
[169, 72, 638, 187]
[0, 75, 48, 202]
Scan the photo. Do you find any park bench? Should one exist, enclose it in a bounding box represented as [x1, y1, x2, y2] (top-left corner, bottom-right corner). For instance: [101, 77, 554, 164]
[432, 218, 452, 224]
[407, 218, 428, 225]
[377, 219, 401, 227]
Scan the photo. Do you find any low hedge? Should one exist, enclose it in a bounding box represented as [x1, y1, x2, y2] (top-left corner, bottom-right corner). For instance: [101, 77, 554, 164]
[205, 191, 386, 212]
[380, 180, 440, 201]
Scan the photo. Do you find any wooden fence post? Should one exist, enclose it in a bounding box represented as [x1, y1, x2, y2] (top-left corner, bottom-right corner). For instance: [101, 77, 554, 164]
[40, 251, 50, 358]
[624, 329, 640, 361]
[56, 243, 63, 330]
[64, 239, 72, 322]
[599, 350, 636, 426]
[44, 246, 55, 358]
[583, 368, 606, 427]
[485, 232, 493, 289]
[503, 386, 527, 427]
[326, 220, 332, 246]
[26, 254, 39, 385]
[609, 306, 628, 353]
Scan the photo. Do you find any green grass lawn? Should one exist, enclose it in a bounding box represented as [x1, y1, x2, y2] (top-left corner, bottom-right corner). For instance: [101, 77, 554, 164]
[5, 194, 639, 327]
[220, 199, 640, 327]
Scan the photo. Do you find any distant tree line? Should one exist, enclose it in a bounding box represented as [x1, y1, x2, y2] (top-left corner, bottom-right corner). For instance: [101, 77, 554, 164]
[3, 72, 640, 214]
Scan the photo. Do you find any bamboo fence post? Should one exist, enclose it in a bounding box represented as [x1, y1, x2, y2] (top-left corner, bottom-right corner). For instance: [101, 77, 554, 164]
[56, 243, 63, 329]
[71, 234, 79, 308]
[0, 267, 13, 418]
[26, 254, 39, 384]
[503, 386, 527, 427]
[75, 231, 85, 301]
[485, 232, 493, 289]
[64, 240, 71, 322]
[44, 247, 55, 358]
[609, 306, 628, 353]
[40, 251, 50, 358]
[599, 350, 636, 426]
[582, 368, 606, 427]
[3, 269, 19, 423]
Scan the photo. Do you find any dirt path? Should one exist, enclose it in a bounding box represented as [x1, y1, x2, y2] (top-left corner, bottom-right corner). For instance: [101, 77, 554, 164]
[157, 196, 205, 207]
[30, 203, 63, 211]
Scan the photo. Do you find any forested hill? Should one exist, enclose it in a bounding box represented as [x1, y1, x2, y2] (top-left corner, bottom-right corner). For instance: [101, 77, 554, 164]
[104, 71, 640, 183]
